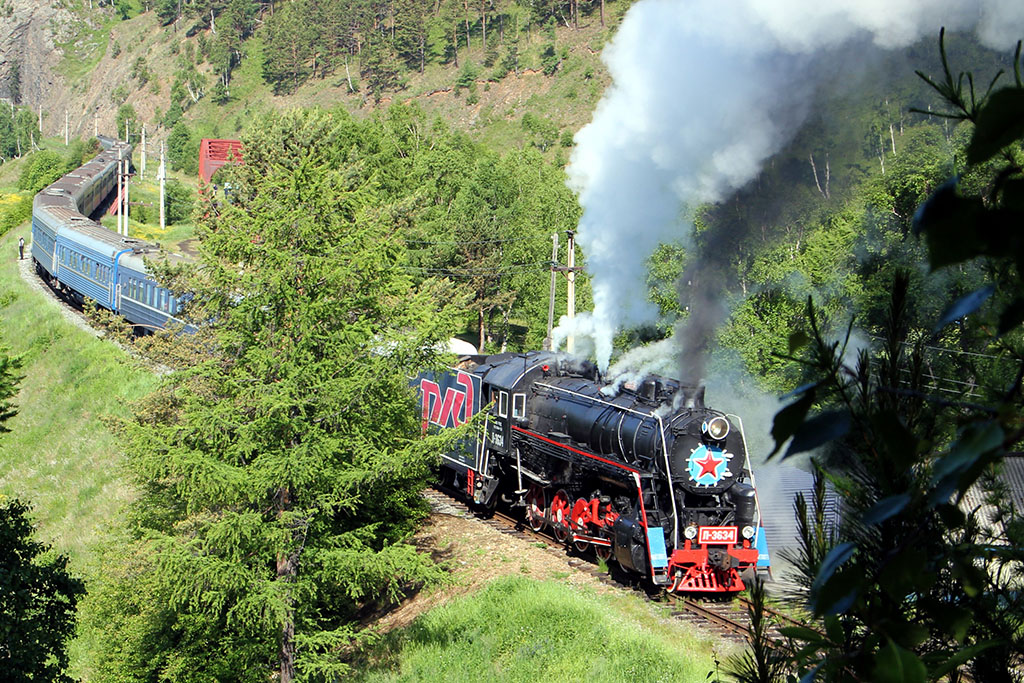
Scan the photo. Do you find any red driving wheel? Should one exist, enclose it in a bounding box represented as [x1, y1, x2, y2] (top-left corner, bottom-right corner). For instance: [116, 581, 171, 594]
[571, 498, 591, 552]
[525, 484, 547, 532]
[549, 489, 571, 543]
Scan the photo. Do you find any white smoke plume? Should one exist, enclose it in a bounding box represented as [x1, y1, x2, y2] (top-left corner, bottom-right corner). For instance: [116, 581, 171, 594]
[562, 0, 1024, 371]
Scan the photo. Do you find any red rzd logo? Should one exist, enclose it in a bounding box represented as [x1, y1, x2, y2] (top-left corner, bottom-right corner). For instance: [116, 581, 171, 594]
[420, 371, 476, 430]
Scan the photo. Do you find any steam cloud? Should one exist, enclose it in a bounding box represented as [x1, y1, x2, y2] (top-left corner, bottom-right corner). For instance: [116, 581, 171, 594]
[560, 0, 1024, 373]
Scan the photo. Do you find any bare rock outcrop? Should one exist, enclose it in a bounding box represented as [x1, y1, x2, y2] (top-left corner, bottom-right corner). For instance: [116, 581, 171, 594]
[0, 1, 75, 119]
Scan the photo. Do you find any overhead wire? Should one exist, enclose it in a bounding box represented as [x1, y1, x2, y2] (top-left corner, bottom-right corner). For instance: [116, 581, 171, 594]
[406, 236, 545, 246]
[398, 262, 588, 278]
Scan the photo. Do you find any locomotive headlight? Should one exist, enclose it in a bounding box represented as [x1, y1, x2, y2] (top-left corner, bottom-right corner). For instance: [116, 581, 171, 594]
[704, 416, 730, 441]
[742, 525, 755, 540]
[684, 525, 698, 540]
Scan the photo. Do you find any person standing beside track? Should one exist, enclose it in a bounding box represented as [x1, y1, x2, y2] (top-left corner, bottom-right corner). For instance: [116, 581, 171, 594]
[18, 236, 24, 260]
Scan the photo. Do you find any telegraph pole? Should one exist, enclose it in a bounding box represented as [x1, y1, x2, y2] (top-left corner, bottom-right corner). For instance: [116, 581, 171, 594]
[545, 233, 559, 351]
[116, 148, 123, 236]
[123, 153, 130, 235]
[93, 110, 98, 137]
[37, 106, 41, 134]
[566, 229, 576, 354]
[158, 142, 166, 232]
[140, 126, 146, 178]
[549, 231, 582, 353]
[64, 110, 68, 146]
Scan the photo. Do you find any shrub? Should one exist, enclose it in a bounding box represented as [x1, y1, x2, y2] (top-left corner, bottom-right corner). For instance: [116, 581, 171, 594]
[17, 151, 63, 193]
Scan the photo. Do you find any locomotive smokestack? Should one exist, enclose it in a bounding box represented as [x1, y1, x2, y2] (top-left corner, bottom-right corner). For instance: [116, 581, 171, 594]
[680, 385, 705, 410]
[640, 378, 659, 402]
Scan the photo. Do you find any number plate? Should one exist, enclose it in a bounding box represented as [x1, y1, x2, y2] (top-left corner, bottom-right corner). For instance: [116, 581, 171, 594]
[698, 526, 737, 545]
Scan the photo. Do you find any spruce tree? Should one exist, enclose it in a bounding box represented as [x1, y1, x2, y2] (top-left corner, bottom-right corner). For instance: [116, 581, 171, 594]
[115, 109, 462, 681]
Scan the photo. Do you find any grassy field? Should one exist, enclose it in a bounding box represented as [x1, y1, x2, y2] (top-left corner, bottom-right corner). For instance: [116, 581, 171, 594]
[355, 576, 723, 683]
[0, 225, 158, 571]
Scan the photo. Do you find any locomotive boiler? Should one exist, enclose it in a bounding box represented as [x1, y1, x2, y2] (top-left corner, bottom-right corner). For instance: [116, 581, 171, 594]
[419, 350, 770, 593]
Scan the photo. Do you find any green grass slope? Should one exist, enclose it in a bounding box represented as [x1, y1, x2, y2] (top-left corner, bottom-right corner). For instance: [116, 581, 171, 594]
[0, 226, 157, 572]
[355, 576, 724, 683]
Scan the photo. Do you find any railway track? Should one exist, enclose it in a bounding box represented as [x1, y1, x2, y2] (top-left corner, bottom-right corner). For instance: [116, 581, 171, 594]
[425, 486, 986, 682]
[423, 485, 802, 645]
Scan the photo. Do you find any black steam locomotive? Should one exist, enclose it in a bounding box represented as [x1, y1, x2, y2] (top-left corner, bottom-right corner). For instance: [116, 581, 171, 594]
[418, 351, 770, 593]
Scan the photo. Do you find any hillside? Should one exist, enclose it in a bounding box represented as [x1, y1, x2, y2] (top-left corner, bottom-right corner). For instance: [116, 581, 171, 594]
[1, 0, 627, 160]
[2, 2, 1024, 681]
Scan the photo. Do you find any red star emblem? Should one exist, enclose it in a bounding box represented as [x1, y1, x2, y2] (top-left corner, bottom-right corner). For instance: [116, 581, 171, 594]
[696, 451, 722, 479]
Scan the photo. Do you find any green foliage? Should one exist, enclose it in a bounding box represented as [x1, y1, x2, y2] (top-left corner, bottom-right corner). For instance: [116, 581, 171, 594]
[540, 42, 559, 76]
[261, 0, 313, 95]
[643, 242, 686, 330]
[8, 59, 20, 104]
[246, 0, 621, 96]
[0, 498, 85, 681]
[163, 101, 183, 129]
[0, 105, 39, 159]
[455, 61, 479, 93]
[115, 103, 137, 142]
[167, 121, 199, 175]
[164, 177, 194, 225]
[520, 113, 559, 151]
[155, 0, 179, 25]
[0, 194, 31, 239]
[17, 150, 64, 193]
[101, 109, 467, 679]
[110, 84, 128, 105]
[114, 0, 131, 20]
[361, 34, 403, 103]
[732, 35, 1024, 683]
[405, 124, 581, 350]
[129, 55, 149, 86]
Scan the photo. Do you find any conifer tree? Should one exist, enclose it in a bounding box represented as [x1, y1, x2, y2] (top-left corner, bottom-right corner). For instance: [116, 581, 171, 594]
[0, 500, 85, 681]
[114, 109, 463, 680]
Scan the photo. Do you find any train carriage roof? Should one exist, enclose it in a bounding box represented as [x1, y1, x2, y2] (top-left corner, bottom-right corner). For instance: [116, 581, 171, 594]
[34, 140, 130, 214]
[42, 205, 183, 271]
[118, 248, 190, 275]
[34, 186, 77, 214]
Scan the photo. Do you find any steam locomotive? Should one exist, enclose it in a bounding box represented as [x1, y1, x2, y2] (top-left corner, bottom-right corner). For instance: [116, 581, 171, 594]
[419, 351, 770, 593]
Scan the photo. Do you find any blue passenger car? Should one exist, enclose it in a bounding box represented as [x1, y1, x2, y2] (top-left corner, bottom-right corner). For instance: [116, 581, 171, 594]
[31, 137, 193, 333]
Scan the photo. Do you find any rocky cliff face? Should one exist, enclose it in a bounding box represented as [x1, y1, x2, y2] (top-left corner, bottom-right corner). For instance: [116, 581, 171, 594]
[0, 1, 146, 142]
[0, 1, 74, 117]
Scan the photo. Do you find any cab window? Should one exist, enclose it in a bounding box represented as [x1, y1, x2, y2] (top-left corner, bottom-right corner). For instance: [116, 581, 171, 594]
[498, 391, 508, 418]
[512, 393, 526, 419]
